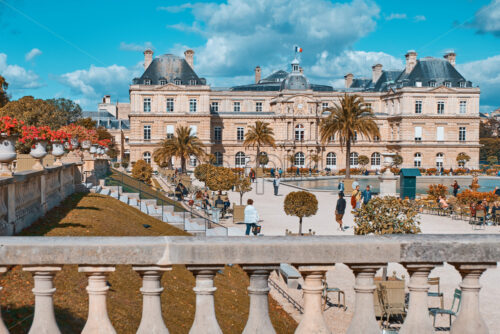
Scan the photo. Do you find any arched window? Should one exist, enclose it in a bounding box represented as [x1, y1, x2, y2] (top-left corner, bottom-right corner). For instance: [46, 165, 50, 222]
[326, 152, 336, 169]
[295, 124, 305, 141]
[371, 152, 381, 167]
[414, 153, 422, 167]
[214, 152, 223, 166]
[350, 152, 359, 167]
[436, 153, 444, 169]
[235, 152, 246, 168]
[294, 152, 305, 167]
[143, 152, 151, 164]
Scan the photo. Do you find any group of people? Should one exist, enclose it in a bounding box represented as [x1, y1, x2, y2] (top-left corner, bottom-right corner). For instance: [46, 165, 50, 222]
[470, 199, 500, 221]
[334, 181, 373, 231]
[174, 182, 188, 201]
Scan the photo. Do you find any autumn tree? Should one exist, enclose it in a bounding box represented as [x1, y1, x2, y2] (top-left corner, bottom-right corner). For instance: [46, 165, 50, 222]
[0, 75, 9, 108]
[75, 117, 97, 129]
[132, 159, 153, 185]
[284, 191, 318, 235]
[234, 176, 252, 205]
[205, 166, 237, 192]
[46, 98, 82, 124]
[194, 163, 215, 186]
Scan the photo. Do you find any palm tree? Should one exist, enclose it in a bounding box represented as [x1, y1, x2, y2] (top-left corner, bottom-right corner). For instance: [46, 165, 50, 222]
[320, 94, 380, 178]
[153, 126, 205, 173]
[243, 121, 276, 168]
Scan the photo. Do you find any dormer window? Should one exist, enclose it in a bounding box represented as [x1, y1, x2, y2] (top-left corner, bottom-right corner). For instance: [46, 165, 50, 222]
[189, 79, 196, 85]
[144, 79, 151, 85]
[459, 81, 466, 88]
[415, 81, 422, 87]
[160, 79, 167, 85]
[429, 81, 436, 87]
[444, 81, 451, 88]
[174, 79, 181, 85]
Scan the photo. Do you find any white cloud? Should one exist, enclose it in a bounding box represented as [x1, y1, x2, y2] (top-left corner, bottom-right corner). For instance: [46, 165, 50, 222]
[158, 4, 194, 13]
[0, 53, 42, 91]
[385, 13, 407, 20]
[472, 0, 500, 36]
[25, 48, 42, 61]
[120, 42, 154, 52]
[414, 15, 426, 22]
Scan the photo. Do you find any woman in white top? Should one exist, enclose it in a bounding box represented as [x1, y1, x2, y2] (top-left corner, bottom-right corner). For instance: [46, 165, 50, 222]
[244, 198, 260, 235]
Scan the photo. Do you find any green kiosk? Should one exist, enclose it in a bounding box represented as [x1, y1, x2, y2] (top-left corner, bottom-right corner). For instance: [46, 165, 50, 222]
[399, 169, 421, 200]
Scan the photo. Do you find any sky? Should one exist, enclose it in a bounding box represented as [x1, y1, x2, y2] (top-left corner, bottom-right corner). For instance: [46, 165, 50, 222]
[0, 0, 499, 112]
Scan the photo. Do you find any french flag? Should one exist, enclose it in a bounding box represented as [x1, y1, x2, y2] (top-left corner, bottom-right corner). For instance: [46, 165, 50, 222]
[295, 46, 302, 53]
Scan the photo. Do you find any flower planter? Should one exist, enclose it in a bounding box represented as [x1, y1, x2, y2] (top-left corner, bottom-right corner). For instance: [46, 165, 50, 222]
[52, 141, 65, 166]
[81, 140, 91, 150]
[30, 140, 48, 170]
[0, 135, 17, 176]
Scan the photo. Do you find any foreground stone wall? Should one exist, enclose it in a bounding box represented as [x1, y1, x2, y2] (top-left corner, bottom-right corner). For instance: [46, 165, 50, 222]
[0, 163, 81, 235]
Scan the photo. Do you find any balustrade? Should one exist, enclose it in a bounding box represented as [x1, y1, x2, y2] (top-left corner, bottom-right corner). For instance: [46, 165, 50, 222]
[0, 235, 496, 333]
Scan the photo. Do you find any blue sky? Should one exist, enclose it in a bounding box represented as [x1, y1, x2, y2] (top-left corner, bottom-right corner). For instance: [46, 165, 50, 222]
[0, 0, 499, 112]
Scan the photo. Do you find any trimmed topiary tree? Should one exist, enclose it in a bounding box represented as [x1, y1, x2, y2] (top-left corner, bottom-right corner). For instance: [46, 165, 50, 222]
[205, 166, 238, 192]
[283, 191, 318, 235]
[234, 176, 252, 205]
[427, 184, 448, 200]
[132, 159, 153, 185]
[194, 163, 215, 186]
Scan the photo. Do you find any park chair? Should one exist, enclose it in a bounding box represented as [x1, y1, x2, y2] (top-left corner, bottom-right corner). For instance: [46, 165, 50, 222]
[427, 277, 444, 309]
[429, 289, 461, 328]
[322, 280, 346, 311]
[471, 210, 486, 230]
[377, 285, 407, 329]
[451, 206, 462, 220]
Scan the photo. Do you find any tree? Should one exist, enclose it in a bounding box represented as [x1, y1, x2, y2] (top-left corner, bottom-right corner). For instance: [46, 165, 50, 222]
[243, 121, 276, 168]
[320, 94, 380, 178]
[75, 117, 97, 129]
[480, 138, 500, 162]
[234, 176, 252, 205]
[205, 166, 237, 192]
[358, 155, 369, 170]
[480, 118, 499, 138]
[284, 191, 318, 235]
[310, 154, 320, 170]
[46, 98, 82, 124]
[427, 184, 448, 200]
[132, 159, 153, 184]
[258, 152, 269, 166]
[194, 163, 215, 185]
[456, 152, 471, 167]
[487, 155, 498, 167]
[354, 197, 421, 235]
[153, 126, 205, 173]
[392, 154, 403, 168]
[96, 127, 118, 159]
[0, 75, 9, 108]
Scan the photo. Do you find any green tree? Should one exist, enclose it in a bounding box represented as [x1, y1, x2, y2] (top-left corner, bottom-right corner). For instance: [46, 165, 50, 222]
[76, 117, 98, 129]
[320, 94, 380, 178]
[487, 155, 498, 167]
[358, 155, 369, 170]
[480, 138, 500, 162]
[244, 121, 276, 168]
[0, 75, 9, 108]
[284, 191, 318, 235]
[392, 154, 403, 168]
[456, 152, 471, 167]
[132, 159, 153, 184]
[234, 176, 252, 205]
[46, 98, 82, 124]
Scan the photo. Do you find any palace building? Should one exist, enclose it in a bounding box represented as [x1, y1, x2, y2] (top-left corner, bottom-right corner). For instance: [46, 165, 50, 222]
[123, 48, 480, 171]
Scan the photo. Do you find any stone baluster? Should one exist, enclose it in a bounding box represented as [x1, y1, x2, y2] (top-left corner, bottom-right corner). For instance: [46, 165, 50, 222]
[133, 265, 171, 334]
[0, 267, 9, 334]
[295, 266, 331, 334]
[242, 265, 278, 334]
[23, 266, 62, 334]
[79, 266, 116, 334]
[400, 263, 439, 334]
[187, 265, 224, 334]
[346, 264, 383, 334]
[450, 263, 496, 334]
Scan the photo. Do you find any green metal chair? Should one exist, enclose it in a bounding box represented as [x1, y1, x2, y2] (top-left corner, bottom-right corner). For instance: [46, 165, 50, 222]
[429, 288, 461, 328]
[322, 280, 346, 311]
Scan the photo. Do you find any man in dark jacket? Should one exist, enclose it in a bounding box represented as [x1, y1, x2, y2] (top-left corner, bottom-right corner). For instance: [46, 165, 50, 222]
[335, 192, 346, 231]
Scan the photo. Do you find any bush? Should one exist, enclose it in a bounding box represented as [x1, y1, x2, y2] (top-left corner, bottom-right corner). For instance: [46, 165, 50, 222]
[206, 166, 237, 192]
[457, 189, 498, 206]
[390, 167, 400, 175]
[426, 168, 437, 175]
[427, 184, 448, 200]
[486, 169, 498, 175]
[194, 163, 215, 183]
[354, 197, 421, 235]
[132, 159, 153, 185]
[419, 168, 427, 174]
[454, 168, 467, 175]
[338, 168, 362, 175]
[284, 191, 318, 235]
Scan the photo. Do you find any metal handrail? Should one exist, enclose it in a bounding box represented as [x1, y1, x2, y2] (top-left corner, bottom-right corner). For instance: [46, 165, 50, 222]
[268, 278, 303, 314]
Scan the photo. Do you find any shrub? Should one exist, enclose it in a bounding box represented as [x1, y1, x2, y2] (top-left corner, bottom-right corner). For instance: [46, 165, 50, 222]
[113, 162, 120, 168]
[427, 184, 448, 200]
[419, 168, 427, 174]
[454, 168, 467, 175]
[457, 189, 498, 206]
[354, 197, 421, 235]
[338, 168, 362, 175]
[194, 163, 215, 184]
[284, 191, 318, 235]
[426, 168, 437, 175]
[132, 159, 153, 185]
[486, 169, 498, 176]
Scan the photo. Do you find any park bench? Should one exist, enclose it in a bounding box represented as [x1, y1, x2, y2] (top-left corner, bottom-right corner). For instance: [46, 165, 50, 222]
[278, 263, 301, 289]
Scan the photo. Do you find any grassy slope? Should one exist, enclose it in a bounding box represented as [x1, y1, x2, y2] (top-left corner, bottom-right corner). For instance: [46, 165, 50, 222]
[1, 193, 296, 333]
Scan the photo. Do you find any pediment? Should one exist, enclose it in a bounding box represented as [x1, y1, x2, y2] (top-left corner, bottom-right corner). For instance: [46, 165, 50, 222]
[429, 85, 455, 93]
[155, 83, 182, 91]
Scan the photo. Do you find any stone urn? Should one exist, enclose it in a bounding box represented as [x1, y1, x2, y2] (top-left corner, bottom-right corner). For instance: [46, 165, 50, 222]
[0, 135, 17, 176]
[30, 140, 48, 170]
[382, 152, 396, 176]
[52, 141, 65, 166]
[89, 144, 97, 155]
[379, 152, 398, 197]
[81, 140, 91, 150]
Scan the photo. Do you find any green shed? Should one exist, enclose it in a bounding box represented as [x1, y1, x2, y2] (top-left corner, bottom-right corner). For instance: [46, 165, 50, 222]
[399, 169, 421, 200]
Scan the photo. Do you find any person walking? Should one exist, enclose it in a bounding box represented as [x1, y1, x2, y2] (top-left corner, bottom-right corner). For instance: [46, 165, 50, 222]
[250, 169, 256, 183]
[351, 185, 362, 210]
[244, 199, 260, 236]
[335, 192, 346, 231]
[362, 185, 372, 206]
[270, 168, 275, 178]
[452, 180, 460, 197]
[278, 168, 283, 178]
[338, 180, 345, 193]
[273, 175, 280, 196]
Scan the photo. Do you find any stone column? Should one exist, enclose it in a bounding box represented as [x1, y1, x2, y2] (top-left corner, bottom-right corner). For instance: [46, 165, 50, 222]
[23, 266, 62, 334]
[187, 265, 224, 334]
[40, 172, 47, 214]
[346, 264, 383, 334]
[79, 266, 116, 334]
[0, 267, 9, 334]
[7, 182, 15, 234]
[133, 265, 171, 334]
[400, 263, 439, 334]
[450, 263, 495, 334]
[295, 266, 331, 334]
[242, 265, 278, 334]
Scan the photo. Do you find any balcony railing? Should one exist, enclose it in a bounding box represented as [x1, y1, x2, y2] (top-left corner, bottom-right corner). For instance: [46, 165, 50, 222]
[0, 235, 497, 333]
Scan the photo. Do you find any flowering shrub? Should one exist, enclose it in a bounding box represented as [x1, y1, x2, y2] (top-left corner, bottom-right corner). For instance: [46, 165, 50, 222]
[97, 139, 111, 147]
[337, 168, 362, 175]
[0, 116, 24, 136]
[471, 169, 482, 174]
[426, 168, 437, 175]
[419, 168, 427, 174]
[50, 129, 71, 142]
[427, 184, 448, 200]
[19, 126, 53, 147]
[457, 189, 498, 206]
[454, 168, 467, 175]
[486, 169, 498, 176]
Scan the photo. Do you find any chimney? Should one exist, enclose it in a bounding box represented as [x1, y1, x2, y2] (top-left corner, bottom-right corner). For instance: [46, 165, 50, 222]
[444, 51, 456, 67]
[184, 49, 195, 69]
[405, 50, 417, 74]
[344, 73, 353, 88]
[104, 95, 111, 104]
[372, 64, 383, 83]
[143, 49, 153, 70]
[255, 66, 261, 84]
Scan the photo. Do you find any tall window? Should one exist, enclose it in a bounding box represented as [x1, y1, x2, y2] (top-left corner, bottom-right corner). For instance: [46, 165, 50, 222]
[237, 127, 244, 141]
[189, 99, 197, 113]
[350, 152, 359, 167]
[233, 102, 241, 112]
[211, 102, 219, 113]
[460, 101, 467, 114]
[414, 153, 422, 167]
[437, 101, 445, 114]
[214, 152, 223, 166]
[143, 152, 151, 164]
[437, 127, 444, 141]
[235, 152, 246, 167]
[326, 152, 336, 169]
[143, 98, 151, 113]
[415, 100, 422, 114]
[294, 152, 305, 167]
[353, 131, 358, 141]
[459, 127, 466, 142]
[295, 124, 305, 141]
[436, 153, 444, 168]
[160, 79, 167, 85]
[166, 125, 174, 139]
[256, 102, 263, 112]
[143, 125, 151, 140]
[414, 127, 422, 142]
[214, 126, 222, 142]
[371, 152, 381, 167]
[166, 98, 174, 112]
